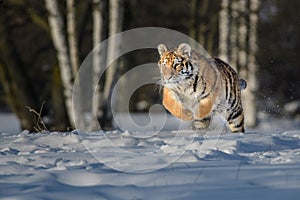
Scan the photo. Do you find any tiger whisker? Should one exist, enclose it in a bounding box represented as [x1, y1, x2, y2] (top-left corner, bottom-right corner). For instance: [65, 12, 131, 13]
[156, 80, 164, 86]
[153, 81, 163, 93]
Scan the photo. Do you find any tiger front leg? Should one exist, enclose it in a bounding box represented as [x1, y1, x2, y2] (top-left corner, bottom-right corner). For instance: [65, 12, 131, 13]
[192, 98, 213, 130]
[162, 88, 193, 121]
[192, 116, 211, 130]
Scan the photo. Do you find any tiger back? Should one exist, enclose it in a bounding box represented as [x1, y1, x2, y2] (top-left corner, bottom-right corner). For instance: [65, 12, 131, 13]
[157, 43, 245, 133]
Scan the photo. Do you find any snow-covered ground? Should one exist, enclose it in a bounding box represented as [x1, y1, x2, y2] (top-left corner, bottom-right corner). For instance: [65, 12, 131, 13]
[0, 113, 300, 200]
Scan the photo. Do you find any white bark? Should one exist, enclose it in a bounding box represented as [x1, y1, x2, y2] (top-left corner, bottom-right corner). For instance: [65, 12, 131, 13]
[244, 0, 260, 127]
[45, 0, 75, 127]
[219, 0, 229, 62]
[103, 0, 122, 103]
[92, 0, 105, 130]
[229, 0, 239, 70]
[67, 0, 79, 76]
[237, 0, 248, 78]
[238, 0, 249, 126]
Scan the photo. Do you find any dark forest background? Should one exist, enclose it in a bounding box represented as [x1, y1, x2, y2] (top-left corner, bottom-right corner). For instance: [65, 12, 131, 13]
[0, 0, 299, 131]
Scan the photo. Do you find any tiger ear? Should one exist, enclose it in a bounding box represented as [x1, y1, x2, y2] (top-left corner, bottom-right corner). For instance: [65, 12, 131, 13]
[177, 43, 191, 57]
[157, 44, 168, 56]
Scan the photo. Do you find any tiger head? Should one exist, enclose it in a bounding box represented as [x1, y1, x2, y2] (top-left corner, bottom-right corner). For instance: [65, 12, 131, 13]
[157, 43, 194, 86]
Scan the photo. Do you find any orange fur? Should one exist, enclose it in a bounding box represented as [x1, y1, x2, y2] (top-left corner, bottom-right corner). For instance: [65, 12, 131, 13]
[163, 88, 193, 121]
[195, 98, 213, 119]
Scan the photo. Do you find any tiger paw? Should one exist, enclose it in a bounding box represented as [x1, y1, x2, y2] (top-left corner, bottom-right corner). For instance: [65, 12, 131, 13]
[192, 117, 211, 130]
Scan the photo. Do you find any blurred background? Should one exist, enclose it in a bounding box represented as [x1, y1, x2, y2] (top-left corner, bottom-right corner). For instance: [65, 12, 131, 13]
[0, 0, 299, 132]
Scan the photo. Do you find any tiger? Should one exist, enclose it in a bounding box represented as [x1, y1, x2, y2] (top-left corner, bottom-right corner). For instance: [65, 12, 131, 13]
[157, 43, 246, 133]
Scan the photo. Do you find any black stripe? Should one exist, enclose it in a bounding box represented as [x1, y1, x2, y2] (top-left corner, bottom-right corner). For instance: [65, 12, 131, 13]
[193, 74, 199, 92]
[200, 76, 214, 99]
[227, 71, 234, 102]
[231, 101, 240, 116]
[232, 128, 244, 133]
[201, 93, 209, 99]
[227, 108, 242, 121]
[195, 117, 210, 122]
[199, 76, 206, 97]
[227, 103, 240, 117]
[224, 78, 229, 100]
[189, 62, 193, 71]
[213, 58, 232, 101]
[233, 117, 244, 128]
[232, 81, 242, 110]
[230, 94, 238, 110]
[214, 58, 238, 76]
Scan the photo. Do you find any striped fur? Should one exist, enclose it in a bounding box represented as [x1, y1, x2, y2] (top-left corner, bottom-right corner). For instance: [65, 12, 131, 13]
[157, 43, 245, 133]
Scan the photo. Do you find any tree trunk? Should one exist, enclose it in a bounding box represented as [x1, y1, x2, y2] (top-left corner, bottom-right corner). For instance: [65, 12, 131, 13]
[237, 0, 248, 77]
[189, 0, 199, 48]
[45, 0, 74, 127]
[244, 0, 260, 127]
[67, 0, 80, 77]
[219, 0, 229, 61]
[229, 0, 239, 69]
[198, 0, 209, 49]
[0, 12, 39, 130]
[91, 0, 106, 130]
[100, 0, 123, 129]
[51, 65, 70, 131]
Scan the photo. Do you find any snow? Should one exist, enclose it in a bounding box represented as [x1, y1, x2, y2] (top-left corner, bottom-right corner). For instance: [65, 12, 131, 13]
[0, 114, 300, 199]
[0, 113, 21, 134]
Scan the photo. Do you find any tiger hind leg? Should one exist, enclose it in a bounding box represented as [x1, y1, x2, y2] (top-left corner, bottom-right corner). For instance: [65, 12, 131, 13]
[192, 116, 211, 131]
[226, 107, 245, 133]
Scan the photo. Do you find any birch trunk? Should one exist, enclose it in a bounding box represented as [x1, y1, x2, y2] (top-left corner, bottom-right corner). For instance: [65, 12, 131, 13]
[229, 0, 239, 69]
[45, 0, 74, 127]
[237, 0, 248, 77]
[189, 0, 198, 48]
[101, 0, 123, 129]
[244, 0, 260, 127]
[198, 0, 209, 49]
[219, 0, 229, 61]
[91, 0, 105, 130]
[104, 0, 122, 101]
[237, 0, 249, 126]
[67, 0, 79, 76]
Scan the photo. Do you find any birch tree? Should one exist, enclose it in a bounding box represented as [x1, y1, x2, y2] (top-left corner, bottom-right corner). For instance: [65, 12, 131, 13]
[244, 0, 260, 127]
[229, 0, 239, 69]
[91, 0, 106, 130]
[189, 0, 199, 47]
[100, 0, 123, 129]
[45, 0, 75, 127]
[237, 0, 248, 78]
[218, 0, 229, 61]
[67, 0, 80, 76]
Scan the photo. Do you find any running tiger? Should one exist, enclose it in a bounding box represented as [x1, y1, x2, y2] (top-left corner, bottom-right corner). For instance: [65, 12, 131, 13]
[157, 43, 247, 133]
